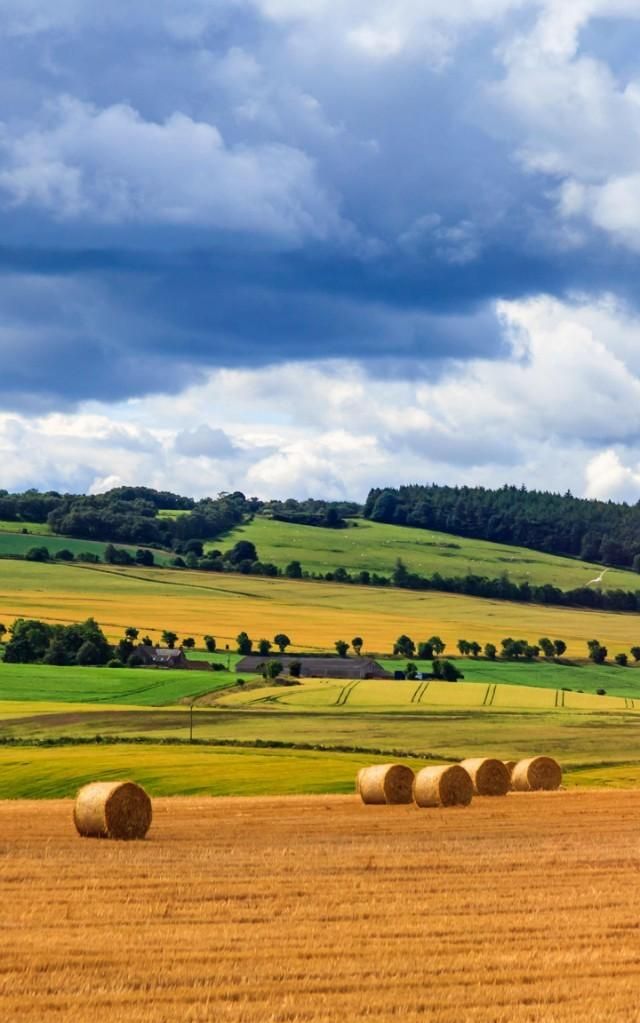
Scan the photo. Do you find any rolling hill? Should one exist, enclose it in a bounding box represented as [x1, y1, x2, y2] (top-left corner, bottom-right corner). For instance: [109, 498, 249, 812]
[217, 516, 640, 592]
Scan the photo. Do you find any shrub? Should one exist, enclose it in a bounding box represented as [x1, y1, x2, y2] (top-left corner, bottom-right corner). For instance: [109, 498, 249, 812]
[107, 658, 124, 668]
[615, 652, 628, 667]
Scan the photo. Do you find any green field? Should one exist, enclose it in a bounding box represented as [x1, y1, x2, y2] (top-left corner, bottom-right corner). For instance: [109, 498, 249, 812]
[0, 530, 173, 564]
[378, 657, 640, 700]
[222, 516, 639, 592]
[0, 519, 52, 534]
[0, 662, 236, 705]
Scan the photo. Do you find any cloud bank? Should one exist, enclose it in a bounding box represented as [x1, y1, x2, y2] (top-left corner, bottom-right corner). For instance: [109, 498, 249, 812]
[1, 1, 640, 498]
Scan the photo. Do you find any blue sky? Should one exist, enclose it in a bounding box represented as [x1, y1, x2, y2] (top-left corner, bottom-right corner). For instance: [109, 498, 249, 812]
[3, 0, 640, 500]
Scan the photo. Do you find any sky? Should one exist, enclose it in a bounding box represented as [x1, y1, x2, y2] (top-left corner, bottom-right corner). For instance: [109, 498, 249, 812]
[2, 0, 640, 502]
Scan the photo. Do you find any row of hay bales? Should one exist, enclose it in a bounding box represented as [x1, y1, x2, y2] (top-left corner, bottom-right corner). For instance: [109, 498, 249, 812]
[357, 756, 562, 808]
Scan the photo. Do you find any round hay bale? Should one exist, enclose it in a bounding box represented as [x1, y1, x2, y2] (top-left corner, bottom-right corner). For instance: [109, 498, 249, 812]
[460, 758, 510, 796]
[511, 756, 562, 791]
[357, 764, 414, 805]
[74, 781, 152, 840]
[414, 765, 473, 808]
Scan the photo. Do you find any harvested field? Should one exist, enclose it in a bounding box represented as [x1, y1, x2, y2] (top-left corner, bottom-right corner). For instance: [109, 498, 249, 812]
[2, 792, 640, 1022]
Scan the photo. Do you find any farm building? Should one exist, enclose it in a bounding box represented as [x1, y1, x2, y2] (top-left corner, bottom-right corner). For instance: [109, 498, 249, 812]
[135, 647, 211, 671]
[235, 656, 390, 679]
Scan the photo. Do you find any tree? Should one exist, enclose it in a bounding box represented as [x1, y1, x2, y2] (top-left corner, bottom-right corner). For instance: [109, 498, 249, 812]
[227, 541, 258, 565]
[406, 661, 418, 680]
[185, 552, 199, 569]
[135, 548, 154, 566]
[457, 639, 470, 656]
[484, 643, 497, 660]
[432, 659, 463, 682]
[394, 634, 415, 657]
[289, 660, 302, 678]
[25, 545, 49, 562]
[43, 639, 69, 666]
[183, 637, 196, 650]
[258, 638, 272, 656]
[76, 640, 102, 666]
[553, 639, 567, 657]
[352, 636, 364, 656]
[203, 635, 217, 653]
[524, 644, 540, 659]
[469, 641, 481, 658]
[615, 652, 628, 666]
[630, 646, 640, 662]
[265, 659, 283, 680]
[335, 639, 349, 658]
[0, 624, 5, 644]
[274, 633, 291, 654]
[417, 640, 434, 659]
[161, 630, 178, 649]
[236, 631, 252, 655]
[539, 637, 555, 658]
[54, 549, 74, 561]
[125, 627, 139, 641]
[428, 635, 446, 655]
[140, 635, 153, 647]
[587, 639, 607, 664]
[285, 560, 303, 579]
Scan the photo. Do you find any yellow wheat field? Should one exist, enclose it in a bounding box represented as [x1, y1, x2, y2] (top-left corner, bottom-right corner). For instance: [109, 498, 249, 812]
[2, 792, 640, 1022]
[1, 560, 640, 655]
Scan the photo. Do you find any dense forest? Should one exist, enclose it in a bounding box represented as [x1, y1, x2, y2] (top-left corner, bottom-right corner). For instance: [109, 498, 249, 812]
[364, 485, 640, 570]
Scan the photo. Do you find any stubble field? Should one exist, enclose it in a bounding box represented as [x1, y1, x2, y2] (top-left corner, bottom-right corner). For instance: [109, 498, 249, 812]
[3, 791, 640, 1022]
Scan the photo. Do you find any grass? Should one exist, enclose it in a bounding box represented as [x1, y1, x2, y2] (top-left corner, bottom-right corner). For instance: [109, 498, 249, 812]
[0, 662, 236, 705]
[222, 515, 640, 592]
[0, 530, 173, 564]
[0, 518, 52, 534]
[3, 559, 640, 657]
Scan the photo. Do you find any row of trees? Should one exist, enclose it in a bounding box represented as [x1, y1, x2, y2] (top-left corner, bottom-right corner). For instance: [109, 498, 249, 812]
[364, 483, 640, 569]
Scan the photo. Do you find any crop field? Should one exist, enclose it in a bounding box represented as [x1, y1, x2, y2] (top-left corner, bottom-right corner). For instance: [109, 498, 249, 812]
[223, 515, 640, 591]
[3, 791, 640, 1022]
[0, 530, 172, 564]
[2, 559, 640, 657]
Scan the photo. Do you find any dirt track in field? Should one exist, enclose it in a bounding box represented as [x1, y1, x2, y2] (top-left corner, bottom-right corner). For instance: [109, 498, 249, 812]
[1, 791, 640, 1022]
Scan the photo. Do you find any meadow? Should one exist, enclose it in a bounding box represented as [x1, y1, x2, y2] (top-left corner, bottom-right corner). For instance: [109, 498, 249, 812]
[2, 558, 640, 657]
[221, 515, 640, 591]
[4, 791, 640, 1022]
[0, 530, 173, 564]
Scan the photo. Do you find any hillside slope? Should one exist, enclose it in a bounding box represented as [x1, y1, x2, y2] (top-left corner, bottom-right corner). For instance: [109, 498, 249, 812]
[219, 516, 639, 592]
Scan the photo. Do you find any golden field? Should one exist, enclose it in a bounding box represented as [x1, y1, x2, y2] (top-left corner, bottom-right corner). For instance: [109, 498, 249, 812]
[2, 559, 640, 656]
[3, 791, 640, 1022]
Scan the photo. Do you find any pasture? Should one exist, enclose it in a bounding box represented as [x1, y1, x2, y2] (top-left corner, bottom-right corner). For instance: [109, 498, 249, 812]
[2, 559, 640, 657]
[222, 515, 640, 591]
[3, 791, 640, 1022]
[0, 530, 172, 564]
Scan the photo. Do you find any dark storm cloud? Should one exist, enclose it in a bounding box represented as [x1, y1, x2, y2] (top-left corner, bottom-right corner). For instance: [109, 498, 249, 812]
[1, 1, 640, 410]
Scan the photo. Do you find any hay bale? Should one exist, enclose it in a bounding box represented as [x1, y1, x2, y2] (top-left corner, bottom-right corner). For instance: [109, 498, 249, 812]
[460, 758, 510, 796]
[357, 764, 414, 805]
[511, 756, 562, 791]
[414, 765, 473, 808]
[74, 781, 152, 840]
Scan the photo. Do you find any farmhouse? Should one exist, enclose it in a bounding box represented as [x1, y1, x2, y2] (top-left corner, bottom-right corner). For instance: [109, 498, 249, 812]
[235, 656, 390, 679]
[135, 647, 211, 671]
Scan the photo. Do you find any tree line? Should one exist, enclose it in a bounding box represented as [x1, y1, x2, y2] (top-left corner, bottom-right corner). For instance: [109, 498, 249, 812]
[364, 483, 640, 569]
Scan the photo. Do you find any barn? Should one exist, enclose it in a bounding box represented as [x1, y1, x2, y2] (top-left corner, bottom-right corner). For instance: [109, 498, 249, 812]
[235, 656, 390, 679]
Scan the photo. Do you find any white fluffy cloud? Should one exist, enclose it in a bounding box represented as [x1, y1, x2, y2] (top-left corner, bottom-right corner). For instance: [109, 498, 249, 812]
[492, 1, 640, 249]
[0, 97, 344, 242]
[4, 293, 640, 501]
